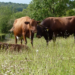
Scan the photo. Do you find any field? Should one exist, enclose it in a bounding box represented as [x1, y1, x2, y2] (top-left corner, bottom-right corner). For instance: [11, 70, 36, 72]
[0, 36, 75, 75]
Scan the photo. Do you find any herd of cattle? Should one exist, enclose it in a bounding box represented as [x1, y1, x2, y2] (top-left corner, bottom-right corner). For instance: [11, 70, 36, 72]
[9, 16, 75, 47]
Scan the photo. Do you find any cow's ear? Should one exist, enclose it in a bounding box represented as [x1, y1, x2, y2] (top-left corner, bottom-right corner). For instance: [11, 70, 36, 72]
[45, 27, 48, 29]
[45, 27, 49, 31]
[24, 22, 30, 24]
[39, 25, 43, 28]
[46, 29, 49, 32]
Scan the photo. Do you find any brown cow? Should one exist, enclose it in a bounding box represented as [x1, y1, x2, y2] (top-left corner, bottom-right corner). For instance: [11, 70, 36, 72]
[10, 16, 40, 46]
[36, 16, 75, 44]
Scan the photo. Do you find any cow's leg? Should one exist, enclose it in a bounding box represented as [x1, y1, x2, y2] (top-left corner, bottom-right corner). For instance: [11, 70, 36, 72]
[15, 36, 17, 44]
[44, 36, 48, 46]
[49, 34, 53, 41]
[74, 33, 75, 43]
[31, 32, 34, 47]
[53, 32, 57, 43]
[21, 39, 22, 45]
[25, 39, 27, 45]
[22, 32, 27, 45]
[46, 40, 48, 46]
[62, 31, 65, 38]
[49, 31, 53, 41]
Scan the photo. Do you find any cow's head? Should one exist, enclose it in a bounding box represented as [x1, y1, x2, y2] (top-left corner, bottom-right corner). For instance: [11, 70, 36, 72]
[36, 25, 43, 38]
[25, 19, 40, 33]
[36, 25, 49, 38]
[30, 19, 40, 33]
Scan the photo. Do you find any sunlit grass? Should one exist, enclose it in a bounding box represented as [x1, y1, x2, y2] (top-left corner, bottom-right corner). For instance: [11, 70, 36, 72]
[0, 35, 75, 75]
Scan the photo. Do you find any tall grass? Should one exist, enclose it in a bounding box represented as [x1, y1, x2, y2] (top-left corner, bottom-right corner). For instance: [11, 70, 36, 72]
[0, 36, 75, 75]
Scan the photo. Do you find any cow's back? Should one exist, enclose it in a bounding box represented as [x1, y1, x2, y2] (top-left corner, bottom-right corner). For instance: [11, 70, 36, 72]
[13, 16, 31, 36]
[43, 17, 74, 31]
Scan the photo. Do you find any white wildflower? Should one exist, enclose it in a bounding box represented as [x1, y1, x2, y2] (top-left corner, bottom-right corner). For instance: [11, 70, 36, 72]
[10, 66, 13, 68]
[6, 70, 10, 73]
[4, 74, 7, 75]
[1, 64, 4, 67]
[36, 49, 39, 52]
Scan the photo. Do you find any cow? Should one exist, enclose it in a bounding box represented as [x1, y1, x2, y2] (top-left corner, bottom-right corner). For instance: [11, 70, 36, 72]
[36, 25, 49, 45]
[10, 16, 40, 46]
[36, 16, 75, 45]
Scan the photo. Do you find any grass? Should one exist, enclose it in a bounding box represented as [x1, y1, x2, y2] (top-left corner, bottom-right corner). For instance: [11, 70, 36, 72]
[0, 36, 75, 75]
[0, 33, 6, 35]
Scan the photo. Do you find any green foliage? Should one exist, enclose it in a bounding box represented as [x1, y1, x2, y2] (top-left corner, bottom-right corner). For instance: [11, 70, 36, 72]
[66, 9, 75, 16]
[24, 0, 75, 20]
[0, 33, 6, 41]
[25, 0, 54, 21]
[12, 12, 25, 18]
[7, 11, 26, 31]
[0, 0, 75, 34]
[0, 6, 13, 33]
[0, 2, 28, 12]
[0, 2, 28, 33]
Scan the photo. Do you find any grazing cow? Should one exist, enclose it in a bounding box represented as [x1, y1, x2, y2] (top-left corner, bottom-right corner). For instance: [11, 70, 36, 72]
[10, 16, 40, 46]
[36, 25, 49, 45]
[36, 16, 75, 45]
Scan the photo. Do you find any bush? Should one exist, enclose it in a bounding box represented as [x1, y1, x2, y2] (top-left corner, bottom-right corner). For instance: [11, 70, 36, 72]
[66, 9, 75, 16]
[0, 34, 5, 41]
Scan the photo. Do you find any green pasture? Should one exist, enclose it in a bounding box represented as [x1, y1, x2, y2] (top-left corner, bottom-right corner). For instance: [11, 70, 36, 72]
[0, 36, 75, 75]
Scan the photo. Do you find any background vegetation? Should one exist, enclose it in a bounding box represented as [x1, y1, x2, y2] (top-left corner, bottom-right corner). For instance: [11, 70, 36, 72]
[0, 2, 28, 12]
[0, 0, 75, 74]
[0, 0, 75, 33]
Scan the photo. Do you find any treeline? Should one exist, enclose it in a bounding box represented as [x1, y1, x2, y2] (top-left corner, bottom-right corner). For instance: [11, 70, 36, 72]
[0, 0, 75, 33]
[0, 2, 28, 11]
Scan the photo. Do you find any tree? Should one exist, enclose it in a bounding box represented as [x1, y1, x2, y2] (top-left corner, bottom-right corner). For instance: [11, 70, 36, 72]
[24, 0, 75, 21]
[66, 9, 75, 16]
[0, 6, 13, 33]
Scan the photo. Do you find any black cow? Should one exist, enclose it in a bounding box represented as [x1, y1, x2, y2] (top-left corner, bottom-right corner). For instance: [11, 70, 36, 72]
[36, 25, 49, 45]
[36, 16, 75, 45]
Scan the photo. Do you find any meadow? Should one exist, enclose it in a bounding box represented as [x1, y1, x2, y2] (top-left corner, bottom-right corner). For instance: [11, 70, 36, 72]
[0, 36, 75, 75]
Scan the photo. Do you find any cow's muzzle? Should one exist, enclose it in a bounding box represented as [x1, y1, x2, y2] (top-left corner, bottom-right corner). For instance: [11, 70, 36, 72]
[36, 35, 41, 38]
[31, 30, 37, 33]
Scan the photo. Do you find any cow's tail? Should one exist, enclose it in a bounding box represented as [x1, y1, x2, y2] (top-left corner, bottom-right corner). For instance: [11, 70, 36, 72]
[9, 27, 14, 32]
